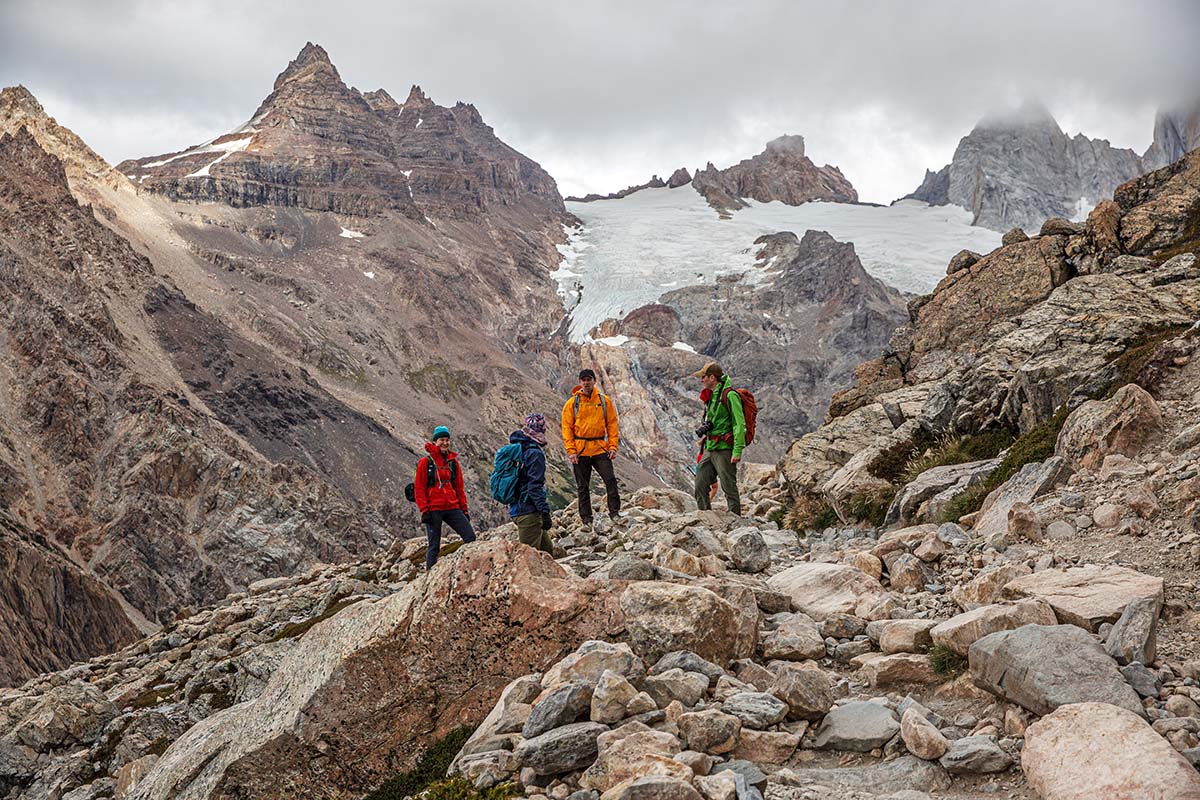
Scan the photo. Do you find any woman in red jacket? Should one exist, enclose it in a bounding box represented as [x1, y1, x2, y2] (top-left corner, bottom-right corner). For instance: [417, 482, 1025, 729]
[415, 425, 476, 568]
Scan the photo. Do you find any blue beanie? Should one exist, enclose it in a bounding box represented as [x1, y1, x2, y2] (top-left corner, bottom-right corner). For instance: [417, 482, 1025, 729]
[433, 425, 450, 441]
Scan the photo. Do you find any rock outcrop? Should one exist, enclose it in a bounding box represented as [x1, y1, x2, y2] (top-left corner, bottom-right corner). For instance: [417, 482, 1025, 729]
[1143, 101, 1200, 170]
[691, 135, 857, 214]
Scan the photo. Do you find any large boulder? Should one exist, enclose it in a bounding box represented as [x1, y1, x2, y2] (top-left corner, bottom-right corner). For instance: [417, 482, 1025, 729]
[517, 721, 610, 776]
[766, 563, 886, 621]
[972, 457, 1071, 543]
[621, 583, 756, 666]
[1056, 384, 1165, 469]
[968, 624, 1143, 716]
[1002, 565, 1164, 632]
[886, 457, 999, 526]
[1022, 702, 1200, 799]
[930, 599, 1057, 656]
[128, 541, 626, 800]
[579, 723, 684, 792]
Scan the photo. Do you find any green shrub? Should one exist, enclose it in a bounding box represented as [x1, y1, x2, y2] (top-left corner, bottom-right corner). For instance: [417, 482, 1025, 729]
[1098, 324, 1192, 399]
[929, 644, 967, 677]
[940, 406, 1069, 523]
[783, 494, 839, 532]
[899, 430, 1014, 486]
[843, 489, 892, 528]
[422, 778, 519, 800]
[866, 426, 936, 483]
[363, 727, 474, 800]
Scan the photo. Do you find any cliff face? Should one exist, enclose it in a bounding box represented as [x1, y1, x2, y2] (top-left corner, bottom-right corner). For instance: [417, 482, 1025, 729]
[1144, 103, 1200, 170]
[901, 104, 1147, 233]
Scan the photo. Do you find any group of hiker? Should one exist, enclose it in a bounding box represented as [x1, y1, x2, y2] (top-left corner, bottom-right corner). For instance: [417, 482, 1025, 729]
[411, 361, 754, 569]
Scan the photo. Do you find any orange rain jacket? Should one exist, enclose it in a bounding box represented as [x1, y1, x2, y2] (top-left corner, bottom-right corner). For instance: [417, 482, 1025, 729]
[561, 385, 619, 458]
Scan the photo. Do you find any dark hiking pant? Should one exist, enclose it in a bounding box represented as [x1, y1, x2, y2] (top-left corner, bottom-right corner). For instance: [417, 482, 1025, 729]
[424, 508, 476, 569]
[573, 454, 620, 522]
[514, 513, 554, 554]
[695, 448, 741, 516]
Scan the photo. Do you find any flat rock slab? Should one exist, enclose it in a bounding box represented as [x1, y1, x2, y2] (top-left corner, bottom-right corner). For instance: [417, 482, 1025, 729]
[812, 701, 899, 752]
[968, 624, 1143, 716]
[973, 456, 1071, 543]
[1002, 564, 1163, 632]
[766, 563, 885, 621]
[773, 756, 951, 794]
[930, 599, 1057, 656]
[1022, 702, 1200, 799]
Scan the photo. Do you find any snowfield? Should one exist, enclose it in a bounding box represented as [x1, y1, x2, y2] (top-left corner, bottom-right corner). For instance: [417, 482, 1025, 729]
[556, 186, 1001, 341]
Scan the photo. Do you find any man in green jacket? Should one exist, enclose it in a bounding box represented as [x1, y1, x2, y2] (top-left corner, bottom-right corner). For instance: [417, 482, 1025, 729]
[692, 361, 745, 515]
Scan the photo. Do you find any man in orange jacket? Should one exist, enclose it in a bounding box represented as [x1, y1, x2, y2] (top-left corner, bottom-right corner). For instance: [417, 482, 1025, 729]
[561, 369, 621, 527]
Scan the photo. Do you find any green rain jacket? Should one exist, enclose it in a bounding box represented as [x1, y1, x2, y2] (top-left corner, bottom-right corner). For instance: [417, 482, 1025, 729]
[702, 375, 747, 459]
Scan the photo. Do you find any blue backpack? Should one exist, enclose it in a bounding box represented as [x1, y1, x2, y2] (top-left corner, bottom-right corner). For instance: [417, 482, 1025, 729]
[489, 443, 526, 505]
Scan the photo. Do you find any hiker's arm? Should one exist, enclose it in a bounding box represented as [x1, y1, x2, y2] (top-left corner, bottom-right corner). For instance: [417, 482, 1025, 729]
[526, 448, 551, 514]
[730, 392, 746, 460]
[453, 460, 468, 515]
[414, 457, 429, 514]
[560, 399, 577, 460]
[606, 395, 619, 455]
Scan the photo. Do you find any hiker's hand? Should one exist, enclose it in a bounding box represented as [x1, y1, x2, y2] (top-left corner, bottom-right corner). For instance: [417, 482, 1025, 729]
[541, 512, 552, 530]
[568, 453, 578, 465]
[463, 510, 470, 519]
[731, 456, 741, 464]
[420, 512, 432, 524]
[607, 450, 617, 460]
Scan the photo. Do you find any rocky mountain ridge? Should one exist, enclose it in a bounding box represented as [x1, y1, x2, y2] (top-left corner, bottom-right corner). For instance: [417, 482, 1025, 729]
[902, 101, 1200, 233]
[0, 45, 661, 686]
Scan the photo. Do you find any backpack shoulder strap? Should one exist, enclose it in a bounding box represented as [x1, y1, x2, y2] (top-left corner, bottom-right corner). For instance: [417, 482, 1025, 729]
[572, 394, 581, 423]
[599, 393, 608, 420]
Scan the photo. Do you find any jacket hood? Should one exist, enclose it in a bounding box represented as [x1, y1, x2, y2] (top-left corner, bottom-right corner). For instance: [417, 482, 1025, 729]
[571, 384, 598, 398]
[425, 442, 458, 461]
[510, 430, 543, 447]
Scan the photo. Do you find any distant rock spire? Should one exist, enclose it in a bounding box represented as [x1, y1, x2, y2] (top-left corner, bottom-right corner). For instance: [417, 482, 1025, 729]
[273, 42, 341, 91]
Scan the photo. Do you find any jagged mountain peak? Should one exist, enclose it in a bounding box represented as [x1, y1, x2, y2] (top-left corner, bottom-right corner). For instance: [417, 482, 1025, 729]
[362, 87, 401, 113]
[0, 85, 47, 119]
[404, 84, 433, 109]
[273, 41, 340, 90]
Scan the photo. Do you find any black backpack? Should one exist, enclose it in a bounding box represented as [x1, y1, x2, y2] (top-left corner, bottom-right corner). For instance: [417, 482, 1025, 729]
[404, 456, 458, 503]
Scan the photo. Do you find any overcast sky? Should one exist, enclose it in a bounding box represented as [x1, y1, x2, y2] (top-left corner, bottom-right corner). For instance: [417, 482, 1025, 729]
[3, 0, 1198, 203]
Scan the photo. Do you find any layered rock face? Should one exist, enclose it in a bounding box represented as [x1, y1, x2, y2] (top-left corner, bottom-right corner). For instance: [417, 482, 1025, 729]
[0, 513, 139, 686]
[0, 126, 398, 652]
[692, 135, 857, 214]
[901, 104, 1145, 232]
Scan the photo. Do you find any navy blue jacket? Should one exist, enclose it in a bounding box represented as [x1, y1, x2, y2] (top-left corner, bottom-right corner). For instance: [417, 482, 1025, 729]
[508, 431, 550, 517]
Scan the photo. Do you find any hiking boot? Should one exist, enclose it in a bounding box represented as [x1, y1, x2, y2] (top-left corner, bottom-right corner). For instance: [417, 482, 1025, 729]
[579, 518, 594, 532]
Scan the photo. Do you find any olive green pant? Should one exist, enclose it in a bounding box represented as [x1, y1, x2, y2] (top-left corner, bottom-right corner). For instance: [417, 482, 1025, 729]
[695, 448, 741, 515]
[514, 513, 554, 554]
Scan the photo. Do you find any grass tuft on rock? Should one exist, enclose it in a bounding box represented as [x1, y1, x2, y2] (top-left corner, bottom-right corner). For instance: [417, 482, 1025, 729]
[899, 430, 1014, 486]
[782, 494, 840, 532]
[363, 726, 474, 800]
[940, 406, 1069, 523]
[929, 644, 968, 677]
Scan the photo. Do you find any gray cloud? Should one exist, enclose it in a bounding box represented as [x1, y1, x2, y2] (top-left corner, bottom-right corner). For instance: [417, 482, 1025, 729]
[3, 0, 1198, 202]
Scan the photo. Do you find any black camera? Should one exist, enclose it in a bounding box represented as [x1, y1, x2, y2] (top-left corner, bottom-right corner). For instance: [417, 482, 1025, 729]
[694, 420, 714, 439]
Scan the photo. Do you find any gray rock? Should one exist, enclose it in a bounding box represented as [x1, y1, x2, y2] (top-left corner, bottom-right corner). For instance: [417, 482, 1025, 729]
[947, 249, 981, 274]
[721, 692, 789, 729]
[610, 777, 703, 800]
[769, 664, 835, 721]
[886, 458, 999, 527]
[644, 668, 709, 709]
[972, 457, 1071, 543]
[774, 756, 950, 793]
[679, 709, 741, 754]
[968, 624, 1143, 716]
[728, 529, 770, 573]
[523, 681, 593, 738]
[1120, 663, 1160, 698]
[937, 735, 1013, 774]
[1105, 596, 1158, 666]
[515, 722, 609, 775]
[711, 759, 767, 790]
[812, 701, 900, 752]
[606, 554, 655, 582]
[651, 651, 725, 682]
[761, 613, 825, 661]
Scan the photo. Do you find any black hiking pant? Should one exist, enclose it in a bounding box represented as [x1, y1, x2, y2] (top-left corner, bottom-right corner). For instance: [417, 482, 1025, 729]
[573, 454, 620, 522]
[424, 509, 476, 569]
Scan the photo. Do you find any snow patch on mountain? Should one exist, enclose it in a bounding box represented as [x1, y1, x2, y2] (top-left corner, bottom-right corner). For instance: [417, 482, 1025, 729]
[558, 186, 1000, 341]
